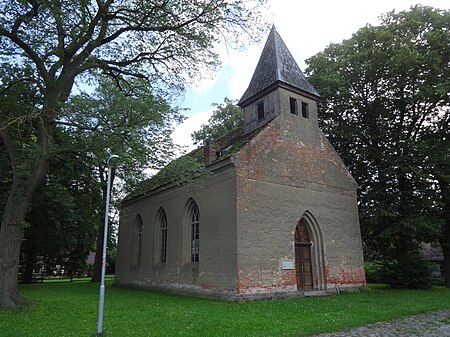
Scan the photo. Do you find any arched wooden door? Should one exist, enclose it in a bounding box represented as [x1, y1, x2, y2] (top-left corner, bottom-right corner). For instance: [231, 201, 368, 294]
[295, 219, 313, 290]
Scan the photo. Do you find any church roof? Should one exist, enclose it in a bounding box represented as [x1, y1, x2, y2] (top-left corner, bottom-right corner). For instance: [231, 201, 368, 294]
[238, 26, 320, 106]
[123, 28, 321, 204]
[122, 127, 263, 204]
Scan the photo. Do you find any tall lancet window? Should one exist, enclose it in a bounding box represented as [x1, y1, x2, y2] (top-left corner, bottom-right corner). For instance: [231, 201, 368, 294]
[190, 205, 200, 262]
[160, 211, 168, 263]
[132, 215, 144, 267]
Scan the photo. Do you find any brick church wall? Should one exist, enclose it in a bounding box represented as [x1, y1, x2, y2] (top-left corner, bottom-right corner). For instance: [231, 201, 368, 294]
[115, 166, 241, 299]
[233, 112, 365, 299]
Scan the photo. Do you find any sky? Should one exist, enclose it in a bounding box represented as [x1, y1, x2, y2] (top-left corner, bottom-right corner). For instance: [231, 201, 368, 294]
[172, 0, 449, 151]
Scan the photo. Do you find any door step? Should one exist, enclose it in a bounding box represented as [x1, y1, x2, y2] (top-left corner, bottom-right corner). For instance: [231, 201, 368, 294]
[302, 290, 330, 297]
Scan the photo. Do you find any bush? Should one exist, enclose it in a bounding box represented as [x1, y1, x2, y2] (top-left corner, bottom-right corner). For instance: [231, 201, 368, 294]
[364, 261, 383, 283]
[379, 255, 434, 289]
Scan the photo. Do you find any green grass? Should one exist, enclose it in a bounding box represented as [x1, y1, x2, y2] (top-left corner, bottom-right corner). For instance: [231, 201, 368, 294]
[1, 282, 449, 337]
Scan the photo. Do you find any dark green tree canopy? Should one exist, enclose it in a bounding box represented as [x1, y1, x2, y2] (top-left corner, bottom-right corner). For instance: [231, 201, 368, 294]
[305, 5, 450, 287]
[20, 145, 101, 283]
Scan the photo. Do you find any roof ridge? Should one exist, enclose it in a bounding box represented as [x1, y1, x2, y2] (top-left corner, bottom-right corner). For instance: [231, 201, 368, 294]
[273, 27, 282, 82]
[122, 126, 265, 203]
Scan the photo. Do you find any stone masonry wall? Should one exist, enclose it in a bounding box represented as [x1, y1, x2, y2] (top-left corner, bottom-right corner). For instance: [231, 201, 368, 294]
[233, 112, 365, 298]
[116, 166, 240, 300]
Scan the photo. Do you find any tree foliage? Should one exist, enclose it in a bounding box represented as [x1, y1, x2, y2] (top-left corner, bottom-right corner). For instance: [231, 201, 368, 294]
[0, 0, 266, 92]
[20, 145, 101, 283]
[62, 76, 184, 282]
[379, 254, 435, 289]
[62, 76, 183, 191]
[191, 97, 243, 144]
[0, 0, 267, 308]
[305, 5, 450, 286]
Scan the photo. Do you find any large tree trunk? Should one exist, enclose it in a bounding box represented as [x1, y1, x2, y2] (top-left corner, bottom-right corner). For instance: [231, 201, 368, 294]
[0, 174, 48, 307]
[0, 121, 51, 309]
[0, 230, 24, 307]
[0, 188, 34, 308]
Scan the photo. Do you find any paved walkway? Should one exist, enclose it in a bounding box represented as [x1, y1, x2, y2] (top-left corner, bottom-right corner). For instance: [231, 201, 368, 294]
[311, 310, 450, 337]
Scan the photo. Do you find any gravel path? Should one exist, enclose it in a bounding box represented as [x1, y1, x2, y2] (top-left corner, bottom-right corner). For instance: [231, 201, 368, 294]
[310, 310, 450, 337]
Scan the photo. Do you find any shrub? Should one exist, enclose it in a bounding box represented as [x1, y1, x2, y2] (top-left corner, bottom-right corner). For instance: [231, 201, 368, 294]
[364, 261, 383, 283]
[379, 254, 434, 289]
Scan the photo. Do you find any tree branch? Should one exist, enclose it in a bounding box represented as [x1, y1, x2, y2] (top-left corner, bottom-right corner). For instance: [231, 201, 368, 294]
[0, 29, 50, 84]
[54, 120, 101, 131]
[100, 0, 221, 45]
[0, 77, 43, 95]
[49, 0, 112, 78]
[11, 0, 40, 35]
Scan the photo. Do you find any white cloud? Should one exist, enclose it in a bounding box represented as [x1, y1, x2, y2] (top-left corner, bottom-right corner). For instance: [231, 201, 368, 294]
[178, 0, 448, 149]
[188, 71, 218, 94]
[224, 45, 262, 100]
[172, 108, 215, 153]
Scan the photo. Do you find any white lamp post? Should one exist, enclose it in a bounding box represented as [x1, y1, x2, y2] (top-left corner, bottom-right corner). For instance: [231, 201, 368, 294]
[97, 154, 119, 336]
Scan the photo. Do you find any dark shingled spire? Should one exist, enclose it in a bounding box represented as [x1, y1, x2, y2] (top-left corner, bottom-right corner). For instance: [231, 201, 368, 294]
[238, 25, 320, 106]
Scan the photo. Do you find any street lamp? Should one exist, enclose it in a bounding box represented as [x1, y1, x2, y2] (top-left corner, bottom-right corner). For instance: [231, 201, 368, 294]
[97, 154, 119, 336]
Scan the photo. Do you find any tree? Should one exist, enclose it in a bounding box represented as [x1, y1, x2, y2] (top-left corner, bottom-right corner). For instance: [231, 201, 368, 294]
[8, 74, 184, 285]
[20, 143, 101, 283]
[0, 63, 43, 303]
[305, 5, 450, 287]
[62, 76, 183, 282]
[0, 0, 267, 308]
[191, 97, 243, 144]
[420, 113, 450, 286]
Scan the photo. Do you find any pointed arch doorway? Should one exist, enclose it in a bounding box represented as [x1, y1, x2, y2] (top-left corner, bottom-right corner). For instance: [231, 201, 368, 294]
[295, 218, 313, 290]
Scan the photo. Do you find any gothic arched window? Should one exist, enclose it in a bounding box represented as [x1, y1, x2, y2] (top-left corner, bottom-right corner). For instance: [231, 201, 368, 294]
[160, 211, 168, 263]
[132, 214, 144, 267]
[190, 204, 200, 262]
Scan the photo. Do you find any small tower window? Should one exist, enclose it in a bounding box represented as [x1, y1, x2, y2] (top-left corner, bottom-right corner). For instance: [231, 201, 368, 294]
[301, 102, 309, 118]
[257, 101, 265, 120]
[290, 97, 298, 115]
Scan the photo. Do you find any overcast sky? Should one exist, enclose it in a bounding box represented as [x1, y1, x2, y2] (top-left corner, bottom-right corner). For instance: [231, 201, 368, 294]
[172, 0, 449, 151]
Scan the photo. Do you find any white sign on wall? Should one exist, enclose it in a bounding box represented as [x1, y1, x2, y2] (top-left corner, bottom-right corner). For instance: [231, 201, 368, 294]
[280, 259, 294, 270]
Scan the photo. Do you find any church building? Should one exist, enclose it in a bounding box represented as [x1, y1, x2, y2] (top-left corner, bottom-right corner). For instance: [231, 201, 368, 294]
[115, 27, 366, 300]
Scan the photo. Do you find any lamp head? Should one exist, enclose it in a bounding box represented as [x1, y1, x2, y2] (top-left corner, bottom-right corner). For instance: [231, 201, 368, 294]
[107, 154, 120, 169]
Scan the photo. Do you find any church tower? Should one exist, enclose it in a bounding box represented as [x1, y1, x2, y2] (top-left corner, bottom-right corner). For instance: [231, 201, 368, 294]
[239, 26, 320, 136]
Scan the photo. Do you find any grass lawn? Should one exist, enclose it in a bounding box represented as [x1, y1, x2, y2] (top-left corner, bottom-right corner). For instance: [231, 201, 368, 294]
[1, 282, 449, 337]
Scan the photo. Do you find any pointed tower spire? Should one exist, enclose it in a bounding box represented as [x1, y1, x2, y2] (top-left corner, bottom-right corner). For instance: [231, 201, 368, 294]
[238, 26, 319, 107]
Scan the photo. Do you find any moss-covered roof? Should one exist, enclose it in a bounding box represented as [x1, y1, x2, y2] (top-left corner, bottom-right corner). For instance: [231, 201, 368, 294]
[122, 127, 263, 204]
